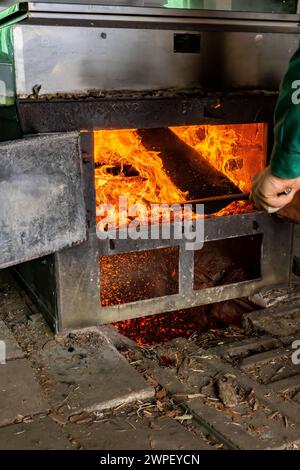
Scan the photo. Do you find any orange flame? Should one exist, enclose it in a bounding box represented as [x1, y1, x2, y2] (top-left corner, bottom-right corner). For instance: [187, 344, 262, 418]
[94, 124, 267, 228]
[94, 129, 188, 228]
[170, 124, 266, 193]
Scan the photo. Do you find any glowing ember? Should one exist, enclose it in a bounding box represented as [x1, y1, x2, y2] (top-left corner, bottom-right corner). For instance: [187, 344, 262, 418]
[114, 308, 214, 346]
[113, 299, 252, 346]
[214, 200, 255, 217]
[100, 247, 179, 307]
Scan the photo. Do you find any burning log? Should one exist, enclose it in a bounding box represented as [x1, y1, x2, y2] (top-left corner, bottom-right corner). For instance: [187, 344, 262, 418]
[138, 128, 241, 200]
[170, 124, 267, 194]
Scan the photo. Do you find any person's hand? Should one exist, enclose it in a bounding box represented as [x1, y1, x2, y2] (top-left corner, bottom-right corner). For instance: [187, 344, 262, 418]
[252, 166, 300, 213]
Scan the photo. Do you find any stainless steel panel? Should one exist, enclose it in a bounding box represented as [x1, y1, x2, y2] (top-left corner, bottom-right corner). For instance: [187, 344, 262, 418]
[0, 133, 87, 269]
[15, 3, 300, 21]
[13, 23, 300, 96]
[13, 25, 203, 96]
[199, 31, 300, 90]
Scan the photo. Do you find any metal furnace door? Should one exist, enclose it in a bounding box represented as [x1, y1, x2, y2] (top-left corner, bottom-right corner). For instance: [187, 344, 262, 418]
[0, 132, 87, 269]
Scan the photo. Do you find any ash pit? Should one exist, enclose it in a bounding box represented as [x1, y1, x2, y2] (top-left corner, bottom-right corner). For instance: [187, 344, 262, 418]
[113, 302, 253, 347]
[101, 235, 262, 345]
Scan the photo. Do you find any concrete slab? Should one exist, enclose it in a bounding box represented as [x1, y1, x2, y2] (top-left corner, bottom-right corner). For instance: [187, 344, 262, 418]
[293, 391, 300, 404]
[244, 303, 300, 337]
[240, 348, 287, 371]
[39, 336, 154, 416]
[0, 359, 49, 427]
[0, 320, 24, 361]
[207, 336, 281, 361]
[146, 363, 266, 450]
[65, 415, 212, 450]
[249, 285, 300, 309]
[271, 375, 300, 394]
[134, 345, 300, 450]
[0, 416, 71, 450]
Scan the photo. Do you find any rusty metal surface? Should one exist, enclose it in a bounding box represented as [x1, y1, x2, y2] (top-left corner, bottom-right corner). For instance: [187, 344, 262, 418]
[0, 133, 87, 269]
[16, 92, 277, 134]
[17, 96, 206, 134]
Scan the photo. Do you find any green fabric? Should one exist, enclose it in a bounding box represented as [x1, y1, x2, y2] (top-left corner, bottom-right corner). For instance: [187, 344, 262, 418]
[271, 42, 300, 179]
[0, 24, 22, 141]
[0, 4, 28, 141]
[0, 4, 28, 27]
[0, 5, 20, 22]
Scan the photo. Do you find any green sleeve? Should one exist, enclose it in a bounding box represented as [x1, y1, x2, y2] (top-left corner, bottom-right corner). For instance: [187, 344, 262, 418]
[271, 43, 300, 179]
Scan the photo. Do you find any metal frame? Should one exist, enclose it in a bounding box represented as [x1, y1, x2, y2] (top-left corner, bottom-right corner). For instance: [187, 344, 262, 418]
[6, 3, 295, 331]
[13, 96, 294, 332]
[15, 208, 294, 332]
[14, 3, 300, 24]
[17, 92, 278, 134]
[53, 129, 292, 330]
[54, 211, 293, 330]
[1, 2, 298, 133]
[3, 2, 300, 30]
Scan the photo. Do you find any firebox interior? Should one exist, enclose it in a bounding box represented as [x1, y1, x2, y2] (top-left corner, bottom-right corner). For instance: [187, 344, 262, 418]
[94, 123, 267, 230]
[100, 247, 179, 306]
[194, 235, 263, 291]
[95, 124, 266, 312]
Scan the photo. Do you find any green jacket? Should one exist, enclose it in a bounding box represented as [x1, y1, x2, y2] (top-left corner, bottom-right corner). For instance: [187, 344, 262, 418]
[271, 43, 300, 179]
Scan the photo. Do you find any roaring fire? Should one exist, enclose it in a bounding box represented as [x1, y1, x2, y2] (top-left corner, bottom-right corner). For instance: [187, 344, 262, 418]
[94, 124, 266, 230]
[170, 124, 266, 193]
[94, 129, 188, 229]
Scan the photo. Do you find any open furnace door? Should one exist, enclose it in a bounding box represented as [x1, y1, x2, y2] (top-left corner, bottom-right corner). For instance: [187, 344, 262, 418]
[0, 132, 87, 269]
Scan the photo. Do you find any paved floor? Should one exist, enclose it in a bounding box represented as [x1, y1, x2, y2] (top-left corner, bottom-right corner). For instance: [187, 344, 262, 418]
[0, 271, 217, 450]
[1, 270, 300, 450]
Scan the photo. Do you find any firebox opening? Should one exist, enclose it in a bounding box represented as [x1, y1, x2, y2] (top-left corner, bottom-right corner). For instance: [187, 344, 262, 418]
[94, 123, 267, 229]
[95, 124, 266, 346]
[100, 247, 179, 307]
[111, 234, 262, 346]
[99, 235, 262, 308]
[194, 234, 263, 291]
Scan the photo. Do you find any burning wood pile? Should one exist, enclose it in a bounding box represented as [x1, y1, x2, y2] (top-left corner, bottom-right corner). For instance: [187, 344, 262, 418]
[94, 124, 266, 344]
[94, 123, 266, 229]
